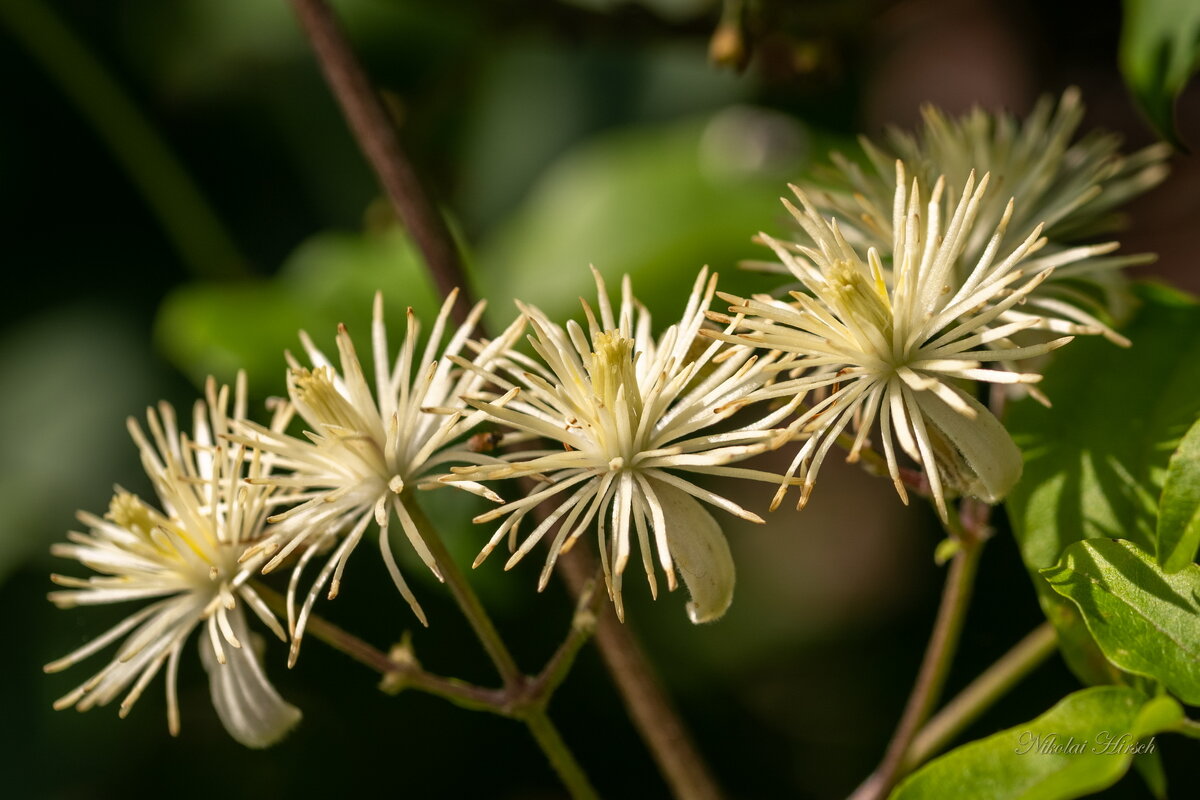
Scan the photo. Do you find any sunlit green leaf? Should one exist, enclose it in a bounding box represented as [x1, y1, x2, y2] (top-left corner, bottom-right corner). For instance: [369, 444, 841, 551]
[1006, 283, 1200, 685]
[891, 687, 1181, 800]
[1157, 415, 1200, 571]
[1119, 0, 1200, 146]
[1042, 538, 1200, 704]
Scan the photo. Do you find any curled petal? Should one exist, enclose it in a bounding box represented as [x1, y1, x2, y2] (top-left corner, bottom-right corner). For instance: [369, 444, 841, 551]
[654, 480, 735, 624]
[199, 608, 301, 749]
[916, 386, 1022, 504]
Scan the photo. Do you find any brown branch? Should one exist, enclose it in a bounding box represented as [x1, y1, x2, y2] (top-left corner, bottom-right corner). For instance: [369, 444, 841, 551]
[557, 547, 725, 800]
[287, 0, 472, 325]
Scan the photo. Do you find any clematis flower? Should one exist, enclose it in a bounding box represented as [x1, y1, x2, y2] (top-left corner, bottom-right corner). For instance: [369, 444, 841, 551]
[45, 374, 301, 748]
[718, 167, 1109, 521]
[447, 268, 797, 623]
[763, 88, 1169, 344]
[232, 290, 525, 664]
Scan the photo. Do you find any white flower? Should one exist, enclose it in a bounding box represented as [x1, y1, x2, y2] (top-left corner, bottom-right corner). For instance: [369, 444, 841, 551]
[448, 268, 797, 623]
[721, 168, 1103, 521]
[45, 375, 301, 748]
[233, 290, 524, 664]
[765, 88, 1169, 343]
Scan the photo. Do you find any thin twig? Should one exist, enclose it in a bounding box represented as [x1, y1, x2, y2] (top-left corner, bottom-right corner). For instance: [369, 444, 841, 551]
[527, 576, 603, 707]
[258, 507, 599, 798]
[255, 572, 603, 720]
[902, 622, 1058, 770]
[525, 710, 600, 800]
[834, 429, 931, 499]
[849, 504, 989, 800]
[709, 0, 750, 70]
[398, 494, 599, 799]
[253, 581, 507, 713]
[402, 494, 524, 690]
[287, 0, 472, 324]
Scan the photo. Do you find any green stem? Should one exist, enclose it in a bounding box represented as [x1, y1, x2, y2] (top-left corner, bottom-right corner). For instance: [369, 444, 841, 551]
[401, 493, 523, 690]
[400, 493, 598, 799]
[903, 622, 1058, 770]
[850, 506, 988, 800]
[525, 710, 601, 800]
[528, 576, 601, 704]
[0, 0, 246, 279]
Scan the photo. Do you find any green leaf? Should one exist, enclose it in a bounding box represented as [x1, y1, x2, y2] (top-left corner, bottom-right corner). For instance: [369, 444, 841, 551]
[1041, 538, 1200, 704]
[1119, 0, 1200, 146]
[891, 687, 1182, 800]
[1158, 415, 1200, 571]
[155, 228, 442, 395]
[1006, 283, 1200, 685]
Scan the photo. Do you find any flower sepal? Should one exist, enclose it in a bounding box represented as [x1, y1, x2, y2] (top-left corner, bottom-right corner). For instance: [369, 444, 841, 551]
[653, 480, 735, 624]
[199, 608, 302, 749]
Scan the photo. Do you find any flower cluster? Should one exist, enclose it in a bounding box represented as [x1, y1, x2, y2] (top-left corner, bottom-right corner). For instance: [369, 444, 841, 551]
[46, 90, 1157, 747]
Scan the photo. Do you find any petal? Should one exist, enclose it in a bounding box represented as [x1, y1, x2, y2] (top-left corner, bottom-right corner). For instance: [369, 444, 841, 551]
[652, 480, 735, 624]
[915, 385, 1022, 504]
[199, 608, 301, 748]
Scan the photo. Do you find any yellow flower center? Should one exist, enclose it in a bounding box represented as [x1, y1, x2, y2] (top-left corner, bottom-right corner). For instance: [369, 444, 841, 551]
[107, 490, 213, 568]
[106, 491, 158, 538]
[588, 332, 642, 416]
[827, 259, 893, 335]
[586, 331, 644, 463]
[292, 367, 368, 432]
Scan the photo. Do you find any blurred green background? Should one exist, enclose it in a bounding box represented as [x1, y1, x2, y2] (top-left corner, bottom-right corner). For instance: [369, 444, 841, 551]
[3, 0, 1198, 797]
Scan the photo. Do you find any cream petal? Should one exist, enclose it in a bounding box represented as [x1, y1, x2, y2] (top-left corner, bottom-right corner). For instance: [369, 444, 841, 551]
[652, 480, 735, 624]
[199, 608, 301, 749]
[915, 385, 1022, 504]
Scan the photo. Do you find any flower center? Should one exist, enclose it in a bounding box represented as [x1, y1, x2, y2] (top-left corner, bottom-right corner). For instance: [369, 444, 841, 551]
[108, 490, 216, 572]
[586, 331, 644, 462]
[827, 259, 893, 336]
[291, 366, 393, 479]
[292, 367, 371, 433]
[107, 490, 158, 538]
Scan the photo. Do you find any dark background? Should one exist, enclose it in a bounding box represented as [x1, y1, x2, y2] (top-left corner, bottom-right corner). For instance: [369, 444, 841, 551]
[2, 0, 1197, 798]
